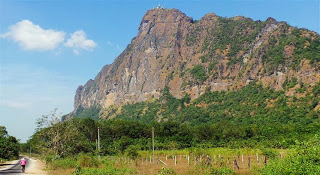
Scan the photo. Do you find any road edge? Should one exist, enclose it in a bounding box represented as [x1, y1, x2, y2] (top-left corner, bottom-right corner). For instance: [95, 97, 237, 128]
[0, 159, 19, 171]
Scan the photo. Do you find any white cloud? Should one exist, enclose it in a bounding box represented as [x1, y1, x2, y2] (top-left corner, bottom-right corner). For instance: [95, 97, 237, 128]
[1, 20, 65, 51]
[0, 100, 31, 109]
[65, 30, 97, 54]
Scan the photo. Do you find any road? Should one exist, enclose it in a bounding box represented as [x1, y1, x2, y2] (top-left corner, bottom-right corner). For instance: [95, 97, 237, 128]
[0, 157, 29, 175]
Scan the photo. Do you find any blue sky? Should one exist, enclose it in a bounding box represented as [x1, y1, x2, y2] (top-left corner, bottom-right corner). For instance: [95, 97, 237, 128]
[0, 0, 319, 142]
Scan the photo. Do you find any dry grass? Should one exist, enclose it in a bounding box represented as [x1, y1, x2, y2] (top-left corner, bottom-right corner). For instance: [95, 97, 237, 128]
[46, 152, 285, 175]
[122, 155, 269, 175]
[47, 168, 74, 175]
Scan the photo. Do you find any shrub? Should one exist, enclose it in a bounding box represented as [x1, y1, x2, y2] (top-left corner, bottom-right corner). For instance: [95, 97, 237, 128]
[125, 145, 139, 160]
[158, 167, 176, 175]
[78, 153, 99, 168]
[209, 167, 235, 175]
[75, 167, 136, 175]
[190, 65, 208, 83]
[260, 148, 278, 159]
[48, 157, 77, 170]
[258, 135, 320, 174]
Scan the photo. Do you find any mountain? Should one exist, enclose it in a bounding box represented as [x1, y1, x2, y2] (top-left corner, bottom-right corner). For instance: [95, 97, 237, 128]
[71, 8, 320, 120]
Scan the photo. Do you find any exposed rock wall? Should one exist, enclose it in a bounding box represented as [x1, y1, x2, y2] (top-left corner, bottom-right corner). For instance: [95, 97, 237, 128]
[73, 8, 320, 113]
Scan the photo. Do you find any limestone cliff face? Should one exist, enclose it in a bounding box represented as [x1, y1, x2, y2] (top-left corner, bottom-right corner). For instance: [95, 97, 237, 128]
[73, 8, 320, 113]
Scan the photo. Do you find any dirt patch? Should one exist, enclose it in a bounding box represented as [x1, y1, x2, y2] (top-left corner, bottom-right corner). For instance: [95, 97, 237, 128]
[48, 168, 74, 175]
[25, 158, 47, 175]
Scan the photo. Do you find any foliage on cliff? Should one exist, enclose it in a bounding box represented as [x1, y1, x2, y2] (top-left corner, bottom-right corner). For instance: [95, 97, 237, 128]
[102, 82, 319, 127]
[73, 8, 320, 113]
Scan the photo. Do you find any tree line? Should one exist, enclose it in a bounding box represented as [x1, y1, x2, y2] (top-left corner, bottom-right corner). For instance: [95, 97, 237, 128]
[24, 81, 319, 158]
[0, 126, 19, 160]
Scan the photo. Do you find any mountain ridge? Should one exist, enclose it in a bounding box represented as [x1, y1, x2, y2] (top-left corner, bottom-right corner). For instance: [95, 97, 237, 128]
[71, 8, 320, 118]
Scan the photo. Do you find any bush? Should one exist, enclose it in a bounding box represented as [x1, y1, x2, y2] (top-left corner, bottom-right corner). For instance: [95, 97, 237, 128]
[190, 65, 208, 83]
[258, 135, 320, 174]
[74, 167, 136, 175]
[209, 167, 235, 175]
[47, 157, 77, 170]
[78, 153, 99, 168]
[260, 148, 278, 159]
[158, 167, 176, 175]
[125, 145, 139, 160]
[0, 158, 6, 163]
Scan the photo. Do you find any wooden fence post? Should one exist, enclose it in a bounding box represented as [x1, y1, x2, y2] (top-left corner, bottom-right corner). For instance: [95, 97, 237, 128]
[233, 157, 239, 170]
[205, 155, 211, 166]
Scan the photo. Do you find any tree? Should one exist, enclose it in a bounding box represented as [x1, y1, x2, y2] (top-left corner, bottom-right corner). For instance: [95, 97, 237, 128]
[32, 110, 96, 156]
[125, 145, 139, 160]
[0, 126, 19, 160]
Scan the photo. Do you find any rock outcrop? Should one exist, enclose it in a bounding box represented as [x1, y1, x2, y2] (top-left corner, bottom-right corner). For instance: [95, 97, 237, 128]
[73, 8, 320, 114]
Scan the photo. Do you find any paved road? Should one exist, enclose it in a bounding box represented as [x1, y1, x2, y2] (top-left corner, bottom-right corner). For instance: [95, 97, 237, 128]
[0, 158, 29, 175]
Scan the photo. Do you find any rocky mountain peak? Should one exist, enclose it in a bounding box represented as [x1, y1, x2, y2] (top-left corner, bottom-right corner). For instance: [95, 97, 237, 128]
[71, 8, 320, 117]
[138, 8, 193, 36]
[201, 12, 217, 20]
[141, 8, 192, 24]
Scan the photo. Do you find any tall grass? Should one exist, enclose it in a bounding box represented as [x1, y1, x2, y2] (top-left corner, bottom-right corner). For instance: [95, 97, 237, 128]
[139, 148, 284, 158]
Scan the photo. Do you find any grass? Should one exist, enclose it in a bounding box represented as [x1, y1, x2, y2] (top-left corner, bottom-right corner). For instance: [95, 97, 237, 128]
[138, 148, 286, 158]
[43, 148, 288, 175]
[0, 158, 7, 163]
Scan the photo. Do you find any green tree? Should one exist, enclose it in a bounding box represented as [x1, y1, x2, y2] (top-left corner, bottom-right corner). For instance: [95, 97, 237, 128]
[0, 126, 19, 160]
[259, 135, 320, 174]
[125, 145, 139, 160]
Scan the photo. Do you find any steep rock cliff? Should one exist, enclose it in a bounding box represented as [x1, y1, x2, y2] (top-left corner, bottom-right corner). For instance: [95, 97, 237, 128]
[73, 8, 320, 114]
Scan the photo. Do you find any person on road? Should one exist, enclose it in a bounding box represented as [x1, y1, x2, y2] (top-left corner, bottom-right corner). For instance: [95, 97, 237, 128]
[20, 158, 26, 173]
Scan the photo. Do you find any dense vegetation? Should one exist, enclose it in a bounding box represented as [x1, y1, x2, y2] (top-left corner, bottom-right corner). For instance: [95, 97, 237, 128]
[27, 82, 320, 158]
[22, 81, 319, 174]
[258, 135, 320, 174]
[0, 126, 20, 161]
[100, 82, 319, 148]
[187, 15, 320, 79]
[262, 27, 320, 73]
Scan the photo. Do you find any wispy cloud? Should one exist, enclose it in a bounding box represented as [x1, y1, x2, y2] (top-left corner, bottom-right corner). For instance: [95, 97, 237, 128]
[1, 20, 97, 54]
[0, 64, 78, 110]
[64, 30, 97, 54]
[106, 41, 123, 52]
[0, 64, 80, 142]
[0, 20, 65, 51]
[0, 100, 31, 109]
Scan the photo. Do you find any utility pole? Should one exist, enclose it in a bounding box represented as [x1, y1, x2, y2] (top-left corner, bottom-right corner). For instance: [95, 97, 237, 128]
[96, 139, 98, 151]
[29, 145, 31, 158]
[98, 127, 100, 159]
[152, 127, 155, 164]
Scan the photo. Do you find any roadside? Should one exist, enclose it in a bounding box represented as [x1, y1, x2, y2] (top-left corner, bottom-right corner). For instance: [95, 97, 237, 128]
[0, 156, 47, 175]
[24, 157, 47, 175]
[0, 159, 19, 171]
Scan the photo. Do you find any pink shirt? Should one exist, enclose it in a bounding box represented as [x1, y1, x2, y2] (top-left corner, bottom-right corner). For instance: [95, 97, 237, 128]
[20, 159, 26, 165]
